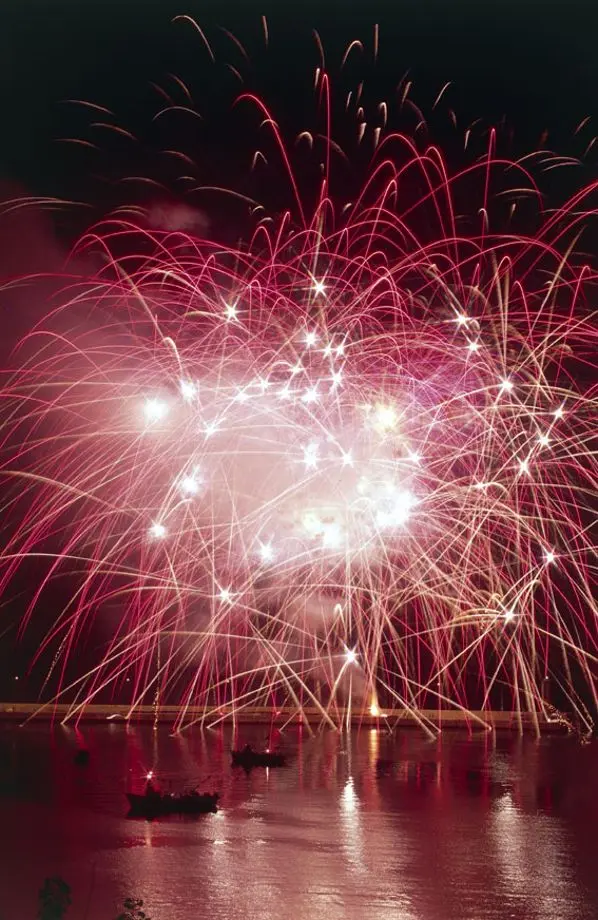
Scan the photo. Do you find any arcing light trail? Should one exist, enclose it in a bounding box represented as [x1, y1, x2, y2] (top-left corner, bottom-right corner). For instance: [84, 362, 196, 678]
[0, 28, 597, 735]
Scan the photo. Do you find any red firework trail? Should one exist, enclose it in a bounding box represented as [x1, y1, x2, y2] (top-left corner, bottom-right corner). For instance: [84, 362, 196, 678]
[0, 25, 597, 734]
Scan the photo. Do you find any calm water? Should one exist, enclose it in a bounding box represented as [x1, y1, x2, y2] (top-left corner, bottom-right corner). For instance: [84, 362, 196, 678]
[0, 724, 597, 920]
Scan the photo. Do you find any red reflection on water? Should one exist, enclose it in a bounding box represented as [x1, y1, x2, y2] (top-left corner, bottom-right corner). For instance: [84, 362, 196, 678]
[0, 726, 596, 920]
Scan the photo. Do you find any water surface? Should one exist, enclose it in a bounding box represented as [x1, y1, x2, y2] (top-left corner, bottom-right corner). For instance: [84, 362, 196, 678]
[0, 724, 596, 919]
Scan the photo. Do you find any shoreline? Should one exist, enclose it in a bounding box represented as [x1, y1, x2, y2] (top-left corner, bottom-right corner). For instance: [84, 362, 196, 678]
[0, 702, 571, 732]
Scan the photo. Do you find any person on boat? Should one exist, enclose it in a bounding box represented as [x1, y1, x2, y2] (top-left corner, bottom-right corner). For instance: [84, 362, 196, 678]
[144, 772, 160, 798]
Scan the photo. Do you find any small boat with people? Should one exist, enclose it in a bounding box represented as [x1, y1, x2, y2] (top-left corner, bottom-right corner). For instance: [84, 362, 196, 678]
[126, 790, 219, 817]
[126, 774, 219, 817]
[231, 744, 287, 770]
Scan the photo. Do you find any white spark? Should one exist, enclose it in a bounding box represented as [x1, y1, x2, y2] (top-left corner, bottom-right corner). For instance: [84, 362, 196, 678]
[455, 312, 469, 326]
[305, 330, 318, 347]
[179, 379, 197, 402]
[313, 278, 326, 297]
[303, 385, 319, 404]
[259, 542, 274, 563]
[149, 522, 166, 540]
[303, 443, 319, 469]
[345, 648, 358, 665]
[544, 550, 556, 565]
[538, 433, 550, 447]
[179, 473, 200, 496]
[322, 522, 342, 549]
[374, 404, 398, 433]
[224, 302, 238, 321]
[499, 378, 514, 394]
[376, 489, 416, 529]
[144, 398, 168, 425]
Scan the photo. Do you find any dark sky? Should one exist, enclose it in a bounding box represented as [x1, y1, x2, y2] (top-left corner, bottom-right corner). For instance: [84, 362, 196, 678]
[1, 0, 598, 214]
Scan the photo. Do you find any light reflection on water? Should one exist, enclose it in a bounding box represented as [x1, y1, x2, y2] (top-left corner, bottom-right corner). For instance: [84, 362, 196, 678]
[0, 725, 597, 919]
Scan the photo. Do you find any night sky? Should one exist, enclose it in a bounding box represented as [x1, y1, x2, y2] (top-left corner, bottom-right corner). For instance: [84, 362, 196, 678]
[2, 1, 598, 214]
[0, 0, 597, 699]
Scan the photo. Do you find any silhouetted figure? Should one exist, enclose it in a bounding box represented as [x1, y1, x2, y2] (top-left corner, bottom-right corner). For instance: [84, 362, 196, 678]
[144, 777, 160, 798]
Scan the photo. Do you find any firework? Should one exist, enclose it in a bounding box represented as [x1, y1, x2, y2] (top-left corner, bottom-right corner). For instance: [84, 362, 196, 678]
[1, 31, 597, 734]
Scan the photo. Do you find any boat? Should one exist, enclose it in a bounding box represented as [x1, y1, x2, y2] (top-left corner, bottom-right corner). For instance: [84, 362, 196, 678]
[126, 790, 219, 817]
[231, 747, 287, 769]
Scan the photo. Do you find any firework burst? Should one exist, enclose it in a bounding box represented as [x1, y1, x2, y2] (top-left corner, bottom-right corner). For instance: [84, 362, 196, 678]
[1, 26, 597, 734]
